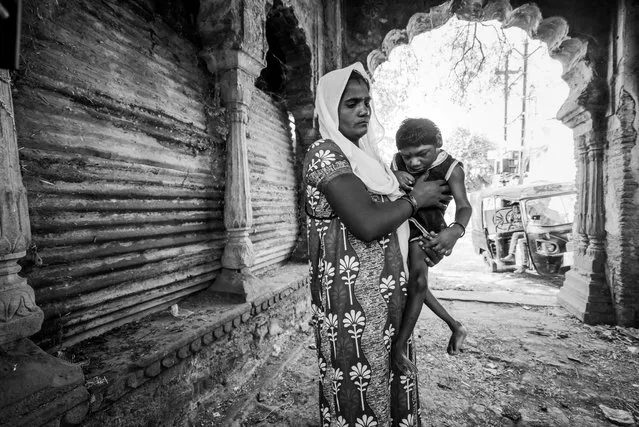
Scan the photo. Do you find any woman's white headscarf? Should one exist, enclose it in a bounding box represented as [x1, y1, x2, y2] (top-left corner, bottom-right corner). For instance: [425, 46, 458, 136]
[314, 62, 410, 272]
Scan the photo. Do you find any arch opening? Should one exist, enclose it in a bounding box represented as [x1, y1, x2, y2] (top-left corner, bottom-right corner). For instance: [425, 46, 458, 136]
[362, 0, 618, 326]
[371, 15, 575, 190]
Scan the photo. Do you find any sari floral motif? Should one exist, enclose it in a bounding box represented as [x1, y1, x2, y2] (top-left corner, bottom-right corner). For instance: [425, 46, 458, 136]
[304, 140, 421, 426]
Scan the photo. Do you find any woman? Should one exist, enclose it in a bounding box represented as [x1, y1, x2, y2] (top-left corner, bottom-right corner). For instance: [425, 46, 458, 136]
[304, 63, 450, 426]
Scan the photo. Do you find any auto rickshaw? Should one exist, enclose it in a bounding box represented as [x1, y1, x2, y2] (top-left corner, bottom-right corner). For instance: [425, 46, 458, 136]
[471, 182, 576, 276]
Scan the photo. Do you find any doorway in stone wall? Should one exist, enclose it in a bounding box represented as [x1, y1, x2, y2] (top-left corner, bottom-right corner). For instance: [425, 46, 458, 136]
[370, 15, 575, 297]
[257, 0, 316, 262]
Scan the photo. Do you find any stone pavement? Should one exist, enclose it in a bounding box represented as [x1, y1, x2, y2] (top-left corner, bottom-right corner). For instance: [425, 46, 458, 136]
[434, 289, 559, 307]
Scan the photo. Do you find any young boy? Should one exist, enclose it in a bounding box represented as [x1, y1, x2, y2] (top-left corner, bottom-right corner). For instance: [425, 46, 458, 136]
[391, 118, 472, 376]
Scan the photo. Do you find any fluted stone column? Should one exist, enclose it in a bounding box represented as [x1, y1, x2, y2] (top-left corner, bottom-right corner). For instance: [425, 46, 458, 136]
[559, 129, 613, 324]
[556, 47, 614, 323]
[0, 70, 88, 425]
[198, 0, 268, 301]
[202, 51, 265, 301]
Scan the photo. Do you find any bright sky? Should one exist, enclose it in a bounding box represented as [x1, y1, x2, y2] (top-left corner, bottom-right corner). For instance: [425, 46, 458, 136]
[372, 17, 576, 184]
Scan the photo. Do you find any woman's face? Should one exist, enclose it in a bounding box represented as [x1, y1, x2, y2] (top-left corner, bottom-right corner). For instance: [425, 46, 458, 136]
[338, 78, 371, 143]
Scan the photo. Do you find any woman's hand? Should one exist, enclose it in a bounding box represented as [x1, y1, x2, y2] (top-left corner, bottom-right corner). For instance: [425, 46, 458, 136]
[393, 171, 415, 191]
[410, 177, 451, 210]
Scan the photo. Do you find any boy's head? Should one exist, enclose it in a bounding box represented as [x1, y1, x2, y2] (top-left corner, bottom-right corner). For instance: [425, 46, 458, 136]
[395, 118, 443, 174]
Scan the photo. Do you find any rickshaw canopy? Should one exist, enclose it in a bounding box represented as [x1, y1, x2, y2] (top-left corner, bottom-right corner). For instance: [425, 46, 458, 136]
[478, 182, 576, 202]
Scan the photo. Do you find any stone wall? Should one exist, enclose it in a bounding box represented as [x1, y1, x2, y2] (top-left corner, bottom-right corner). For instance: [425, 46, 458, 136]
[604, 0, 639, 326]
[9, 0, 327, 348]
[13, 0, 227, 349]
[79, 266, 310, 427]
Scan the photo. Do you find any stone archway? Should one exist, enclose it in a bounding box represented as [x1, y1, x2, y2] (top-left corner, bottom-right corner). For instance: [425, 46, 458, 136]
[198, 0, 317, 273]
[258, 1, 318, 260]
[362, 0, 615, 325]
[261, 0, 316, 147]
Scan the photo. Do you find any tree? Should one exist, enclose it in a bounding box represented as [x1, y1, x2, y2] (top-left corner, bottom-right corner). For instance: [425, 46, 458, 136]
[446, 127, 496, 192]
[371, 16, 572, 186]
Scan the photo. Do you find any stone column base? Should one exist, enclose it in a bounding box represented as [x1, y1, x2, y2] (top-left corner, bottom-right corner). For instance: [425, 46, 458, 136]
[558, 268, 615, 325]
[0, 338, 89, 427]
[210, 267, 265, 302]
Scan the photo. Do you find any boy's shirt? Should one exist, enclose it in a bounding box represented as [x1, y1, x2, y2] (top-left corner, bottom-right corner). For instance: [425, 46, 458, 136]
[391, 149, 464, 237]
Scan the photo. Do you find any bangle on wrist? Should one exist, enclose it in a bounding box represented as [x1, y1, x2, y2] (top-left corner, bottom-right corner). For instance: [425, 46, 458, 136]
[400, 194, 418, 216]
[448, 221, 465, 237]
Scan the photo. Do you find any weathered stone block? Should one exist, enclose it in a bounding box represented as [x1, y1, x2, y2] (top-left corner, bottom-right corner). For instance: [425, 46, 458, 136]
[0, 339, 87, 425]
[190, 339, 203, 353]
[213, 326, 226, 339]
[162, 354, 177, 369]
[223, 321, 233, 333]
[177, 345, 191, 359]
[62, 401, 90, 425]
[145, 361, 162, 378]
[125, 371, 144, 388]
[202, 332, 214, 345]
[88, 391, 103, 413]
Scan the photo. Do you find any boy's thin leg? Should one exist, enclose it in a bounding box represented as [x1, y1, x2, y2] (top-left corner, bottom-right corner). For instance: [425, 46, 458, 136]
[392, 241, 429, 377]
[423, 290, 467, 355]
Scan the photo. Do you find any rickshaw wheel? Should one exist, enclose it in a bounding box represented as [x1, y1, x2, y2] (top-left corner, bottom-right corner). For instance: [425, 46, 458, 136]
[482, 251, 498, 273]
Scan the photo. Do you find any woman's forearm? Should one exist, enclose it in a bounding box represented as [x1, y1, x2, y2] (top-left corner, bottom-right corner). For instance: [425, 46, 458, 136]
[356, 199, 414, 241]
[323, 174, 413, 242]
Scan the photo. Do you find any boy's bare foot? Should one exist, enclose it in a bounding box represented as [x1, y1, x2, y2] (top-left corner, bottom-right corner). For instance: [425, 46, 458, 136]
[446, 322, 468, 355]
[391, 345, 418, 378]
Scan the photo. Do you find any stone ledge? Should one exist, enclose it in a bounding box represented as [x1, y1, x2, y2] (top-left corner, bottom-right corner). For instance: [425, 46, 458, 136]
[60, 263, 309, 420]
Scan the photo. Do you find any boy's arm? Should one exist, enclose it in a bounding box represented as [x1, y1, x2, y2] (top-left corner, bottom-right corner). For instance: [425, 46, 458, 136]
[429, 165, 472, 253]
[449, 165, 472, 230]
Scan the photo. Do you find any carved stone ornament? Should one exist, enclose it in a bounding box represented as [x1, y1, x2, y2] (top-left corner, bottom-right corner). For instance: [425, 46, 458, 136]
[0, 258, 44, 344]
[0, 70, 44, 345]
[199, 45, 266, 299]
[221, 228, 255, 269]
[198, 0, 266, 60]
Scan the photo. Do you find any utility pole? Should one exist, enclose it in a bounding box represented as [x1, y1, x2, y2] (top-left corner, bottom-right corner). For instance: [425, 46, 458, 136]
[495, 50, 519, 181]
[518, 39, 529, 184]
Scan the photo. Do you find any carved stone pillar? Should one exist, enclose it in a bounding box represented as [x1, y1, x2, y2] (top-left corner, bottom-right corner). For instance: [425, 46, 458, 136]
[585, 140, 606, 263]
[198, 0, 268, 301]
[559, 137, 613, 323]
[0, 70, 88, 424]
[202, 50, 265, 301]
[557, 85, 614, 323]
[0, 71, 42, 345]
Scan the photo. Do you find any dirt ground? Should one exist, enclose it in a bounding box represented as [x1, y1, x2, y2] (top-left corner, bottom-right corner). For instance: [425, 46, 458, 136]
[195, 238, 639, 427]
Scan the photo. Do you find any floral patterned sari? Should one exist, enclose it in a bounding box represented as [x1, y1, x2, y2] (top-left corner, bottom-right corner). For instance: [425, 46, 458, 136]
[304, 140, 421, 427]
